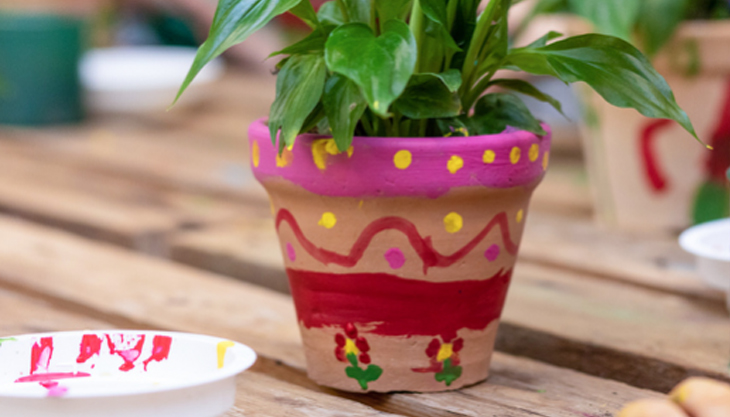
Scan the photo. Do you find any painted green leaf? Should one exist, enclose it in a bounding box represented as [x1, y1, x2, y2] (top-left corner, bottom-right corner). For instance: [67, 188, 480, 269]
[345, 364, 383, 390]
[693, 181, 730, 224]
[0, 337, 16, 347]
[269, 54, 327, 148]
[467, 93, 546, 136]
[325, 20, 417, 116]
[487, 78, 565, 117]
[505, 34, 698, 140]
[323, 74, 367, 151]
[435, 358, 462, 386]
[567, 0, 641, 41]
[317, 1, 345, 25]
[174, 0, 301, 104]
[393, 72, 462, 119]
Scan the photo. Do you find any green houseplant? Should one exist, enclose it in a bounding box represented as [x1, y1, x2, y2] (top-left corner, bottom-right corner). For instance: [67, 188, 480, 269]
[176, 0, 696, 393]
[526, 0, 730, 230]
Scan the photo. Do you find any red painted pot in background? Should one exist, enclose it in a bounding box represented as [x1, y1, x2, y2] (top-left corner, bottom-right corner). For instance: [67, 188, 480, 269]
[250, 119, 552, 392]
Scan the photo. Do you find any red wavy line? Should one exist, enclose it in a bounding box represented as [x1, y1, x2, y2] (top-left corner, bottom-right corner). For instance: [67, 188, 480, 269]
[640, 118, 674, 193]
[276, 209, 518, 274]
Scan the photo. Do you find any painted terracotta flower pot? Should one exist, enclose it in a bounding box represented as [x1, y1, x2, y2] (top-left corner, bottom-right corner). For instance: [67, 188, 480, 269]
[249, 118, 551, 392]
[580, 21, 730, 232]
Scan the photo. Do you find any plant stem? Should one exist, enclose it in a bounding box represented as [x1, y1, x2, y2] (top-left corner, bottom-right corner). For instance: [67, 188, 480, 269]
[409, 0, 426, 72]
[463, 66, 500, 111]
[460, 1, 497, 96]
[336, 0, 350, 22]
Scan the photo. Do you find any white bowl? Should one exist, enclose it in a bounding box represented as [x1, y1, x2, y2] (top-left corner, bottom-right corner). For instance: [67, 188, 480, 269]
[0, 330, 256, 417]
[80, 46, 225, 114]
[679, 219, 730, 308]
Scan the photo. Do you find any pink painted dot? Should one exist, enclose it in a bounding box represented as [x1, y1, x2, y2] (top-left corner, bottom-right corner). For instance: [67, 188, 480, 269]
[485, 245, 500, 262]
[286, 243, 296, 261]
[384, 248, 405, 269]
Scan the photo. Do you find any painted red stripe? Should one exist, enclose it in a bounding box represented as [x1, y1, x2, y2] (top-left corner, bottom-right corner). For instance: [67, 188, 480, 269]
[276, 209, 518, 274]
[707, 79, 730, 182]
[15, 372, 91, 383]
[288, 269, 512, 341]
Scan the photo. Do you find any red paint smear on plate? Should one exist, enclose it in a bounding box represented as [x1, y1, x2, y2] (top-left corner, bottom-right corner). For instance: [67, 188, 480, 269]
[15, 372, 91, 383]
[143, 335, 172, 371]
[30, 337, 53, 374]
[76, 334, 103, 364]
[277, 209, 518, 274]
[288, 268, 512, 341]
[106, 334, 146, 372]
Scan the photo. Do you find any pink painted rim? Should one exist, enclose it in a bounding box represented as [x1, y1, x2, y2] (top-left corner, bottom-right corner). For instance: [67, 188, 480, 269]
[250, 118, 551, 198]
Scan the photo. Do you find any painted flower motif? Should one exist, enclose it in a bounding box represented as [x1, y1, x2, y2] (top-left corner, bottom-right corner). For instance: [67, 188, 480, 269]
[333, 323, 382, 390]
[334, 323, 371, 365]
[413, 337, 464, 386]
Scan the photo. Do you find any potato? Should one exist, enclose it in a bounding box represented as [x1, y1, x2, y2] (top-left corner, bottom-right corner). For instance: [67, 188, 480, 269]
[617, 399, 687, 417]
[670, 377, 730, 417]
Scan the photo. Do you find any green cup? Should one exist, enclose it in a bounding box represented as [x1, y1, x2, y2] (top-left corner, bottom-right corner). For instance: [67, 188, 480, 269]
[0, 13, 85, 126]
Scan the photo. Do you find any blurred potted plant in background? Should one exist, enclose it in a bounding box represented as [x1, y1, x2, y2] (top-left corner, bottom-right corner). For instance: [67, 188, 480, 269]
[526, 0, 730, 232]
[175, 0, 695, 393]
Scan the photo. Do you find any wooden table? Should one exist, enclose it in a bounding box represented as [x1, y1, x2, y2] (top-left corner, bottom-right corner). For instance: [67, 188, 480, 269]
[0, 70, 727, 416]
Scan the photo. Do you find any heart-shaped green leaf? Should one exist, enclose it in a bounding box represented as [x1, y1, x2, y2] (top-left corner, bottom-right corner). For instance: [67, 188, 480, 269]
[323, 74, 367, 151]
[325, 20, 417, 116]
[269, 54, 327, 148]
[289, 0, 319, 28]
[420, 0, 460, 50]
[174, 0, 301, 105]
[393, 71, 462, 119]
[505, 34, 698, 140]
[344, 0, 371, 23]
[317, 1, 345, 25]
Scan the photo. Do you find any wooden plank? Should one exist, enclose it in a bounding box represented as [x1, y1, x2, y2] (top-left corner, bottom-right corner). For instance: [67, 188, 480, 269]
[520, 211, 723, 301]
[0, 154, 245, 255]
[0, 215, 665, 416]
[0, 286, 401, 417]
[0, 72, 274, 203]
[170, 212, 730, 393]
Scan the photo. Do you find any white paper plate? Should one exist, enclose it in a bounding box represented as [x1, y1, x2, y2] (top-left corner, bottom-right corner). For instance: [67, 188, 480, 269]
[80, 46, 225, 114]
[0, 330, 256, 417]
[679, 219, 730, 309]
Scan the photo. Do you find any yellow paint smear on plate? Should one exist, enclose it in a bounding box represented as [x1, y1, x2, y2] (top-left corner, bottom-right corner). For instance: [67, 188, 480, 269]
[217, 341, 235, 369]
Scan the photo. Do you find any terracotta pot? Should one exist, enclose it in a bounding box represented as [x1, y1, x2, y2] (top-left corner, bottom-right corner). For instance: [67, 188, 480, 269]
[249, 118, 551, 392]
[580, 21, 730, 233]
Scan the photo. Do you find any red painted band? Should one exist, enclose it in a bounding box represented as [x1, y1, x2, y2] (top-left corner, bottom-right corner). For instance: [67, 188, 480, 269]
[15, 372, 91, 383]
[707, 79, 730, 182]
[276, 209, 518, 274]
[287, 269, 512, 341]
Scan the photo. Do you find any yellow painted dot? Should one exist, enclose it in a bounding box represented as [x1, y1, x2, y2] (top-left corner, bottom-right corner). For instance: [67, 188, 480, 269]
[312, 139, 328, 170]
[510, 147, 521, 164]
[447, 156, 464, 174]
[276, 147, 294, 167]
[529, 144, 540, 162]
[325, 139, 339, 155]
[483, 150, 496, 164]
[358, 200, 364, 209]
[217, 341, 235, 369]
[543, 151, 550, 171]
[444, 212, 463, 234]
[318, 212, 337, 229]
[394, 150, 412, 170]
[252, 141, 260, 168]
[516, 209, 524, 223]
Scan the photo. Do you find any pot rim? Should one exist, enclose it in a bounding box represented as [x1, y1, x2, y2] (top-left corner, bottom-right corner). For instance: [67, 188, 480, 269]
[249, 118, 552, 198]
